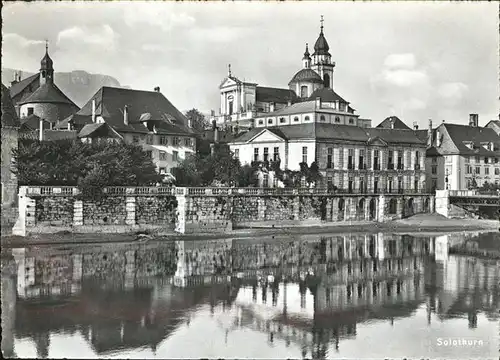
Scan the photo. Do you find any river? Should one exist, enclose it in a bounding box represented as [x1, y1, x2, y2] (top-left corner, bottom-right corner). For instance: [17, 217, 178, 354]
[1, 231, 499, 359]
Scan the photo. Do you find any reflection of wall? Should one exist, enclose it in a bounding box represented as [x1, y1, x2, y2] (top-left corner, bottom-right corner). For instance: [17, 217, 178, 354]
[1, 270, 17, 358]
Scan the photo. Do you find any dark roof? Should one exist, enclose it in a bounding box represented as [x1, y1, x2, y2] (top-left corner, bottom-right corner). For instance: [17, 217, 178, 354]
[19, 82, 78, 107]
[441, 123, 500, 156]
[313, 30, 331, 56]
[74, 86, 194, 135]
[78, 123, 122, 138]
[20, 114, 51, 131]
[256, 86, 297, 103]
[40, 51, 53, 70]
[289, 68, 323, 85]
[55, 113, 93, 129]
[199, 129, 241, 143]
[414, 129, 430, 142]
[308, 87, 348, 104]
[9, 73, 38, 100]
[376, 116, 411, 130]
[426, 146, 441, 157]
[231, 123, 426, 145]
[1, 83, 20, 128]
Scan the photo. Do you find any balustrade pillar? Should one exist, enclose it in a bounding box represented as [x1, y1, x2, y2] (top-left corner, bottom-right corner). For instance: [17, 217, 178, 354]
[73, 200, 83, 226]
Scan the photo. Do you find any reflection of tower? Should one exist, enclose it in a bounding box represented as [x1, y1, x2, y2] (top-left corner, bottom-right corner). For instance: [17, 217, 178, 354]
[468, 311, 478, 329]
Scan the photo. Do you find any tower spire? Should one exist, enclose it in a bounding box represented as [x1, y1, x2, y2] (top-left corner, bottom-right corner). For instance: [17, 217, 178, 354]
[320, 15, 324, 33]
[228, 64, 232, 77]
[45, 39, 48, 53]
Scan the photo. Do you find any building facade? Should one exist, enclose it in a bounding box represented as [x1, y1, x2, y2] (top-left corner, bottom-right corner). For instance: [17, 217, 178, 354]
[71, 86, 197, 176]
[423, 115, 500, 191]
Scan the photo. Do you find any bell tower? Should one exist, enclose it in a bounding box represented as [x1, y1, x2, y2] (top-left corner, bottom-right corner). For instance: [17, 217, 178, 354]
[311, 16, 335, 89]
[40, 40, 54, 86]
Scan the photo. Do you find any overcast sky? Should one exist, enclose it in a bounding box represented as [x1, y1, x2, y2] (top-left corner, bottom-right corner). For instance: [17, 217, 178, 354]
[2, 1, 498, 127]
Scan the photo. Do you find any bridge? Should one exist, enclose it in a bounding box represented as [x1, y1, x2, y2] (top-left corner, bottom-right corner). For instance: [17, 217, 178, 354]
[435, 190, 500, 218]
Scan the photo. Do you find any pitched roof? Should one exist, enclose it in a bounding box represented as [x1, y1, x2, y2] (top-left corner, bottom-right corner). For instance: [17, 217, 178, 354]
[55, 113, 93, 129]
[414, 129, 430, 142]
[78, 122, 123, 138]
[308, 87, 348, 104]
[18, 82, 78, 107]
[1, 83, 20, 128]
[256, 86, 298, 103]
[74, 86, 194, 135]
[231, 123, 426, 145]
[264, 100, 316, 117]
[9, 73, 38, 100]
[376, 116, 411, 130]
[19, 114, 51, 131]
[440, 123, 500, 156]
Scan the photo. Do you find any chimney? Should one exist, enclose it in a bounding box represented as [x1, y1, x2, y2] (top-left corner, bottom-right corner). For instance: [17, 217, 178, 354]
[315, 97, 321, 109]
[389, 117, 395, 129]
[10, 71, 18, 86]
[123, 105, 129, 125]
[469, 113, 478, 127]
[154, 86, 160, 92]
[287, 99, 292, 107]
[188, 119, 192, 128]
[270, 102, 275, 113]
[413, 121, 418, 130]
[427, 119, 432, 147]
[92, 99, 96, 123]
[39, 118, 44, 141]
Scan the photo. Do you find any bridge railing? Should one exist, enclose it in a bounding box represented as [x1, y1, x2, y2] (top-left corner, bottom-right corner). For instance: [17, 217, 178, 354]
[22, 186, 433, 197]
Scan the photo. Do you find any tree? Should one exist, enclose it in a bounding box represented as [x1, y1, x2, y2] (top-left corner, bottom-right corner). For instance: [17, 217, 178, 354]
[13, 138, 162, 195]
[185, 108, 209, 133]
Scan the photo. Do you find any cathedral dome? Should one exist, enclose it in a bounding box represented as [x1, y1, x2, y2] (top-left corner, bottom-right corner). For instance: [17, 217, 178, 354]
[288, 68, 323, 85]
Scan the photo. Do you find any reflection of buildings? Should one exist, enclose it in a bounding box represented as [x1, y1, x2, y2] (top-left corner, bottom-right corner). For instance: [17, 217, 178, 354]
[1, 258, 17, 358]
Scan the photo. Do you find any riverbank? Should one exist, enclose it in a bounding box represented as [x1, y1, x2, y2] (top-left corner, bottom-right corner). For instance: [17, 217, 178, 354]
[1, 214, 498, 248]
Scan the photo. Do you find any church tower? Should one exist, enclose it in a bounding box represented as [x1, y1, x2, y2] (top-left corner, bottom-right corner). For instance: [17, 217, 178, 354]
[311, 16, 335, 89]
[302, 43, 311, 69]
[39, 41, 54, 86]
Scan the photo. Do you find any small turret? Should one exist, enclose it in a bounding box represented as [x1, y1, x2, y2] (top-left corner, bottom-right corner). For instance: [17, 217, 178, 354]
[302, 43, 311, 69]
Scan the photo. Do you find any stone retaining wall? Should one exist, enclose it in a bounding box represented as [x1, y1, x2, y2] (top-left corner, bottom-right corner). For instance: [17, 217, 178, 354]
[13, 186, 435, 236]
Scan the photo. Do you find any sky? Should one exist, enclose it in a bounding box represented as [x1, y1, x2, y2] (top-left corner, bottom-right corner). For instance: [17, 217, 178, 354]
[2, 1, 499, 127]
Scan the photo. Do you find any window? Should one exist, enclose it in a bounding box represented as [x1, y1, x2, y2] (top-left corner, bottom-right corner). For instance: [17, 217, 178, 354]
[495, 168, 500, 175]
[484, 157, 489, 164]
[234, 149, 239, 158]
[173, 151, 179, 161]
[263, 147, 269, 162]
[360, 178, 365, 192]
[159, 167, 166, 175]
[146, 135, 154, 145]
[263, 174, 269, 188]
[279, 117, 286, 124]
[464, 156, 470, 164]
[348, 149, 354, 169]
[495, 158, 499, 164]
[327, 176, 333, 188]
[173, 137, 180, 146]
[475, 156, 480, 163]
[268, 118, 273, 124]
[273, 147, 279, 162]
[397, 152, 403, 169]
[300, 85, 308, 98]
[374, 177, 379, 193]
[320, 115, 326, 122]
[414, 179, 419, 191]
[302, 147, 308, 164]
[432, 157, 437, 164]
[294, 117, 299, 122]
[359, 149, 365, 169]
[431, 179, 437, 191]
[258, 119, 264, 125]
[334, 117, 340, 123]
[388, 178, 393, 192]
[406, 151, 411, 169]
[431, 165, 437, 174]
[374, 150, 380, 170]
[466, 165, 472, 174]
[146, 151, 153, 159]
[159, 151, 167, 161]
[348, 177, 354, 193]
[445, 156, 452, 164]
[475, 166, 480, 174]
[160, 136, 168, 145]
[27, 107, 34, 116]
[184, 138, 190, 146]
[327, 148, 333, 168]
[304, 116, 310, 121]
[388, 150, 394, 169]
[398, 177, 403, 193]
[254, 148, 259, 162]
[348, 118, 354, 124]
[485, 167, 490, 175]
[133, 135, 140, 143]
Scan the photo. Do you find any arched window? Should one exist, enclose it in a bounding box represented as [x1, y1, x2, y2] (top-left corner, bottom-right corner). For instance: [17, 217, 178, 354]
[349, 118, 354, 124]
[320, 115, 326, 122]
[323, 73, 330, 88]
[304, 116, 310, 121]
[258, 119, 264, 125]
[268, 118, 273, 124]
[294, 117, 299, 122]
[300, 85, 308, 98]
[228, 95, 234, 115]
[279, 117, 286, 123]
[335, 117, 340, 123]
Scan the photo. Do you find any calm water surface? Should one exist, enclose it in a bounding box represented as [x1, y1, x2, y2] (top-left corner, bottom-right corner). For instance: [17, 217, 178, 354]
[1, 231, 499, 359]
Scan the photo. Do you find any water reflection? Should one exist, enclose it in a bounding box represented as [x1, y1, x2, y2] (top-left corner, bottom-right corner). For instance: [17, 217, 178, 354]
[1, 232, 499, 359]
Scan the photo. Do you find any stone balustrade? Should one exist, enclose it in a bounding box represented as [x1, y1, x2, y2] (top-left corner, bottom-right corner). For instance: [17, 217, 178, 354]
[12, 186, 435, 236]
